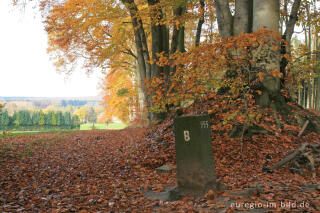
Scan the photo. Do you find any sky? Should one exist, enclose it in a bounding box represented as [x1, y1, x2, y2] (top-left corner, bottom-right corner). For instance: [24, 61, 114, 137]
[0, 1, 104, 98]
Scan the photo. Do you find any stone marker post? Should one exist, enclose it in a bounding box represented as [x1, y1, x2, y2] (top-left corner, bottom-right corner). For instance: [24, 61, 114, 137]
[173, 115, 217, 198]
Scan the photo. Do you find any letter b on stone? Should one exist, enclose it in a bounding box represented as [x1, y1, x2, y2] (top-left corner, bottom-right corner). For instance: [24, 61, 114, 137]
[184, 130, 190, 142]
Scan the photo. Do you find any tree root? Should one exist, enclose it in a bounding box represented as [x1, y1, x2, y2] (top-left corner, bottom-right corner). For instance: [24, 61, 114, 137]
[227, 99, 320, 138]
[271, 143, 320, 177]
[228, 125, 271, 139]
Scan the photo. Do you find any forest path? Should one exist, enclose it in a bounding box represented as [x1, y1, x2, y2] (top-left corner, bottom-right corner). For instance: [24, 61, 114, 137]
[1, 128, 319, 212]
[0, 129, 160, 212]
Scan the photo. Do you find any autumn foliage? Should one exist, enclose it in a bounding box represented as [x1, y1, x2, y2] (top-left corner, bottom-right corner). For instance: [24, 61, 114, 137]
[44, 0, 133, 74]
[100, 68, 140, 124]
[36, 0, 319, 126]
[4, 0, 320, 211]
[147, 29, 283, 117]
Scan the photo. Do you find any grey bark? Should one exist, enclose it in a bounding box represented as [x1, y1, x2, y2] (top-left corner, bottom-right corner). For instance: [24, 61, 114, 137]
[122, 0, 154, 122]
[215, 0, 233, 37]
[234, 0, 251, 35]
[162, 25, 170, 76]
[215, 0, 253, 36]
[122, 0, 151, 79]
[316, 36, 320, 109]
[148, 0, 169, 78]
[253, 0, 280, 32]
[171, 6, 186, 54]
[170, 3, 186, 82]
[147, 0, 171, 120]
[134, 62, 148, 122]
[253, 0, 281, 106]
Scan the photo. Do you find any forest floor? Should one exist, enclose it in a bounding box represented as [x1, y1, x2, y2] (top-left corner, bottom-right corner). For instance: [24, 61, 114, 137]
[0, 125, 320, 212]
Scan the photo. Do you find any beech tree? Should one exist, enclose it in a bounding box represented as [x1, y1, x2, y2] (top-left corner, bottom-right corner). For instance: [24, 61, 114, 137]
[291, 0, 320, 109]
[215, 0, 290, 104]
[213, 0, 320, 134]
[101, 67, 139, 124]
[40, 0, 206, 122]
[13, 0, 320, 130]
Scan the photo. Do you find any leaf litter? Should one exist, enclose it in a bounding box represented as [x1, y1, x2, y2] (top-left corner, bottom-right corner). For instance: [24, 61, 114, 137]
[0, 122, 319, 212]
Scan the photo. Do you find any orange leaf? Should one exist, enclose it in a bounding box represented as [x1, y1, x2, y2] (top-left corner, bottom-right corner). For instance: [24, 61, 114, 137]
[257, 72, 264, 82]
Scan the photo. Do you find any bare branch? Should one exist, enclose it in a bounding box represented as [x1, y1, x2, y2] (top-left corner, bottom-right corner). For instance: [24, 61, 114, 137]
[121, 48, 137, 59]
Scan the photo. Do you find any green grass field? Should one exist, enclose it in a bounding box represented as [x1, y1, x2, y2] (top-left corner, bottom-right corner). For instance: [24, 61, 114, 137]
[80, 123, 126, 130]
[0, 123, 127, 137]
[0, 129, 74, 137]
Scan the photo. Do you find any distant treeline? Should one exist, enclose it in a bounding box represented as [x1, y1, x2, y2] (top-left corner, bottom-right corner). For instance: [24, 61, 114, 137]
[61, 100, 88, 107]
[0, 110, 80, 130]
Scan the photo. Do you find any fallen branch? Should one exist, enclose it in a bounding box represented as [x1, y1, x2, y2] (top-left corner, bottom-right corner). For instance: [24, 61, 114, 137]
[303, 152, 316, 178]
[271, 143, 320, 177]
[271, 143, 308, 170]
[298, 120, 309, 137]
[307, 144, 320, 153]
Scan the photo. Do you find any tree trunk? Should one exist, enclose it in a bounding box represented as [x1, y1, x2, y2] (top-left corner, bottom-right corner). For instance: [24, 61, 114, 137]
[216, 0, 320, 135]
[252, 0, 282, 107]
[234, 0, 252, 35]
[148, 0, 169, 78]
[171, 5, 186, 54]
[147, 0, 171, 121]
[215, 0, 233, 37]
[316, 78, 320, 110]
[316, 35, 320, 110]
[215, 0, 252, 96]
[122, 0, 173, 122]
[135, 63, 149, 123]
[122, 0, 151, 79]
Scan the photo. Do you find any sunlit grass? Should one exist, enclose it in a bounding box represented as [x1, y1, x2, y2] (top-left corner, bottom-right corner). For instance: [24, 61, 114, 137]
[0, 123, 126, 137]
[80, 123, 126, 130]
[0, 129, 74, 137]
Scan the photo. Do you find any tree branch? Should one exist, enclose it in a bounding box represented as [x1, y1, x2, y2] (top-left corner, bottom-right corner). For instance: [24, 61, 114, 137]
[195, 0, 205, 47]
[121, 0, 150, 79]
[122, 48, 137, 60]
[283, 0, 301, 43]
[280, 0, 302, 85]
